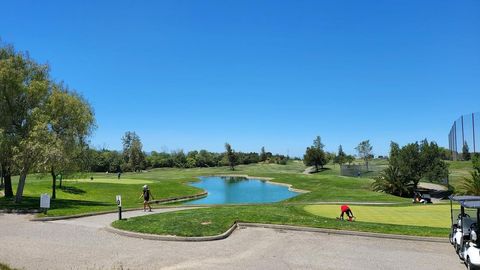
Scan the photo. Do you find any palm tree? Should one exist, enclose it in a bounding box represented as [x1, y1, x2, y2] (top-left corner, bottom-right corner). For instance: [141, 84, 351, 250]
[372, 165, 411, 197]
[461, 169, 480, 195]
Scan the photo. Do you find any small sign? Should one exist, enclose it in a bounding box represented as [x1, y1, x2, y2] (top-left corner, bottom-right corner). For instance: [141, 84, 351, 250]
[40, 194, 50, 209]
[116, 195, 122, 207]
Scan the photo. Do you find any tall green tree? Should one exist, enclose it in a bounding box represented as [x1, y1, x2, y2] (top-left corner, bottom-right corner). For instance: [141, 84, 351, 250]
[260, 146, 267, 162]
[378, 140, 449, 196]
[39, 84, 95, 198]
[122, 131, 145, 172]
[304, 136, 327, 172]
[0, 130, 14, 197]
[0, 44, 52, 203]
[304, 137, 327, 172]
[224, 143, 237, 170]
[313, 136, 325, 150]
[355, 140, 373, 171]
[334, 145, 346, 166]
[303, 147, 327, 172]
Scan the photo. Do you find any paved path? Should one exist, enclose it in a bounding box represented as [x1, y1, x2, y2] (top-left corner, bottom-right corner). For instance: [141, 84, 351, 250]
[418, 182, 448, 191]
[0, 209, 465, 270]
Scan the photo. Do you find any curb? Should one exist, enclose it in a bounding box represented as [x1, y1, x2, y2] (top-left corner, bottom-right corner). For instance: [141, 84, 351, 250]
[105, 222, 238, 242]
[106, 221, 447, 243]
[31, 208, 145, 221]
[150, 192, 207, 204]
[30, 192, 208, 222]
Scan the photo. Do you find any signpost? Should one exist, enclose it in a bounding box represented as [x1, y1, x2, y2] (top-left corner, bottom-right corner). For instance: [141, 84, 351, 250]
[40, 193, 50, 214]
[116, 195, 122, 220]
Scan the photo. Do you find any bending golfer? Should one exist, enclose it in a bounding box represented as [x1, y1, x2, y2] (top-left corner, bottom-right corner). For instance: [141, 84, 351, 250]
[140, 185, 154, 212]
[339, 204, 354, 221]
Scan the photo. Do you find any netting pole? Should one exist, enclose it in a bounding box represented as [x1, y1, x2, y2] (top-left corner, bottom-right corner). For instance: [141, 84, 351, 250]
[454, 121, 457, 160]
[462, 115, 465, 147]
[473, 113, 476, 153]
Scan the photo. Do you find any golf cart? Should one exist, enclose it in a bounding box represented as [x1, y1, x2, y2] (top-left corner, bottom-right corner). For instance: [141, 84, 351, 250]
[413, 190, 432, 204]
[449, 196, 480, 257]
[459, 200, 480, 270]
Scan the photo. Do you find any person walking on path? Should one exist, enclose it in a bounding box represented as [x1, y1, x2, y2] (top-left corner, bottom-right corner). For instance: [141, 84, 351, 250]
[140, 185, 154, 212]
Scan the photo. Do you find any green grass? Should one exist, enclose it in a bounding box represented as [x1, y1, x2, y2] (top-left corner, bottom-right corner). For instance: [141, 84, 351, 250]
[0, 174, 201, 216]
[0, 161, 407, 216]
[304, 204, 452, 228]
[112, 205, 449, 237]
[447, 160, 475, 189]
[2, 160, 459, 237]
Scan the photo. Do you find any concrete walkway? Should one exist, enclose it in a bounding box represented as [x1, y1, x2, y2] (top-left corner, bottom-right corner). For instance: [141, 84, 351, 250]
[0, 208, 465, 270]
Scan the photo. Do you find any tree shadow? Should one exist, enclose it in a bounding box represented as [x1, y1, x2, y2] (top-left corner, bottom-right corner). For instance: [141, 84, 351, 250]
[60, 186, 86, 195]
[0, 196, 111, 210]
[310, 168, 331, 174]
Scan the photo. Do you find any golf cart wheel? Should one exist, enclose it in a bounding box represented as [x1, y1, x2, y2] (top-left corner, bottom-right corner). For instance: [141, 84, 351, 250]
[467, 257, 476, 270]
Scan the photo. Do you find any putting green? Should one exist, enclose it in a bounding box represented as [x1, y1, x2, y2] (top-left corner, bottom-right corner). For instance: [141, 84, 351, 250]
[304, 204, 452, 228]
[64, 178, 154, 185]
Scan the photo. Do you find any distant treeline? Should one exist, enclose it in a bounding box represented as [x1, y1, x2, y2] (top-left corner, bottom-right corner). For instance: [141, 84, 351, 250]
[86, 148, 289, 173]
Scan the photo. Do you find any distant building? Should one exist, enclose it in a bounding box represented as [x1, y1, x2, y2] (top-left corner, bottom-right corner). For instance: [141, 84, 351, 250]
[448, 112, 479, 160]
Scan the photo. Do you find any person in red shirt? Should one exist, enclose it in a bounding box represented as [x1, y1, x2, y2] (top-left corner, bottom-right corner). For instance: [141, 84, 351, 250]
[340, 204, 354, 221]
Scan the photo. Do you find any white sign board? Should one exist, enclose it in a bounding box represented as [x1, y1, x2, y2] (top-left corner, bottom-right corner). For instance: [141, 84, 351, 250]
[116, 195, 122, 207]
[40, 193, 50, 209]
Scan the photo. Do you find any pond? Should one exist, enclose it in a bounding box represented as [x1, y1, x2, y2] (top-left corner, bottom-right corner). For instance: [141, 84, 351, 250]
[184, 176, 300, 205]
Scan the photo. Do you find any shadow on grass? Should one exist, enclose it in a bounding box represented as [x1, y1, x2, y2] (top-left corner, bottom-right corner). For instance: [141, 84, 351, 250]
[309, 168, 331, 174]
[60, 186, 86, 195]
[0, 196, 111, 210]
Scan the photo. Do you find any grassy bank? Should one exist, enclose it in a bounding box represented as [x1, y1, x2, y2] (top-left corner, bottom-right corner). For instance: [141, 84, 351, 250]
[112, 205, 449, 237]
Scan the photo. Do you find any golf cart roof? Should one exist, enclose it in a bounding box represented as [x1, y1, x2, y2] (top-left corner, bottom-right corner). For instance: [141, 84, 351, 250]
[461, 200, 480, 209]
[449, 195, 480, 202]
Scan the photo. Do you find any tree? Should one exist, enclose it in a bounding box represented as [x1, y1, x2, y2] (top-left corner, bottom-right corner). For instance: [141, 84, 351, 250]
[334, 145, 347, 166]
[463, 142, 471, 161]
[461, 169, 480, 196]
[122, 131, 145, 172]
[377, 140, 449, 196]
[345, 155, 355, 165]
[355, 140, 373, 171]
[0, 131, 14, 197]
[224, 143, 237, 170]
[260, 146, 267, 162]
[303, 147, 327, 173]
[0, 44, 52, 203]
[372, 165, 411, 197]
[473, 153, 480, 171]
[313, 136, 325, 150]
[39, 85, 95, 198]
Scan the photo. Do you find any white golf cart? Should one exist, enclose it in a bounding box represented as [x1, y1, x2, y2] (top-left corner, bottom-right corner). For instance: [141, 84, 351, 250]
[449, 196, 480, 257]
[459, 200, 480, 270]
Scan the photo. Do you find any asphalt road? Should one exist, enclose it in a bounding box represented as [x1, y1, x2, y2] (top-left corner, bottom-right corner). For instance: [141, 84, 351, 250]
[0, 210, 465, 270]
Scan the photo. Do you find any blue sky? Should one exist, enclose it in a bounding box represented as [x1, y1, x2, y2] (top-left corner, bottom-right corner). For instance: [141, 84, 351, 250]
[1, 1, 479, 157]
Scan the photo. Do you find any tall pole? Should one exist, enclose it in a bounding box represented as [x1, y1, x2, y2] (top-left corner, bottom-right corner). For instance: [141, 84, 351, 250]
[473, 113, 477, 153]
[462, 115, 465, 147]
[454, 121, 457, 160]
